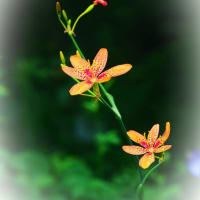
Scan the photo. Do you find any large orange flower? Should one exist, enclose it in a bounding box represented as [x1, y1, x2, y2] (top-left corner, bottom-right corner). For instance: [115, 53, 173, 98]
[61, 48, 132, 95]
[122, 122, 172, 169]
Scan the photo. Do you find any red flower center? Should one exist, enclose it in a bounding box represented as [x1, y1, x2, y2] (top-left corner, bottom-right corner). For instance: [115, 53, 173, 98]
[85, 69, 93, 78]
[154, 141, 161, 149]
[140, 141, 149, 149]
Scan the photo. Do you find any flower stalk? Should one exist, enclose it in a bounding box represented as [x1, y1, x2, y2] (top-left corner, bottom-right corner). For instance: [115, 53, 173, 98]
[72, 4, 95, 33]
[137, 159, 165, 200]
[67, 33, 144, 185]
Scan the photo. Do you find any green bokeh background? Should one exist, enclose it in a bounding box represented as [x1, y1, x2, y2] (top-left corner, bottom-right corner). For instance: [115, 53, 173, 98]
[0, 0, 198, 200]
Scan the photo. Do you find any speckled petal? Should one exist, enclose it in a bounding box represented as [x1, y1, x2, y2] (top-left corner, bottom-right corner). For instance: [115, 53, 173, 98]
[69, 81, 93, 95]
[61, 64, 87, 80]
[156, 122, 171, 147]
[127, 130, 146, 144]
[92, 48, 108, 76]
[122, 145, 146, 155]
[102, 64, 132, 77]
[162, 122, 170, 143]
[154, 145, 172, 153]
[70, 55, 90, 72]
[97, 72, 112, 83]
[139, 153, 155, 169]
[148, 124, 159, 147]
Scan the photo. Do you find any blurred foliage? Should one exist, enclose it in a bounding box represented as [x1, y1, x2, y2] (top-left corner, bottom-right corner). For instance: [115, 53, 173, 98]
[0, 148, 181, 200]
[95, 130, 121, 155]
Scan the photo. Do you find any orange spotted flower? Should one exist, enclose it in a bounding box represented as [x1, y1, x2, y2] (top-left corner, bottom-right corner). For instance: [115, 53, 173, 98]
[122, 122, 172, 169]
[61, 48, 132, 95]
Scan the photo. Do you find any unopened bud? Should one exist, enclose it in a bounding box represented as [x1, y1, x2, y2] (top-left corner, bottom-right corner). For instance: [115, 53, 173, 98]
[56, 2, 62, 17]
[76, 50, 81, 57]
[59, 51, 66, 64]
[93, 0, 108, 7]
[67, 19, 71, 26]
[84, 4, 95, 14]
[62, 10, 68, 22]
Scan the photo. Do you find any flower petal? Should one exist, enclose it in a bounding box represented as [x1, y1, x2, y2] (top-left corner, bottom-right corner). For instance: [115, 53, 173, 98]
[161, 122, 170, 143]
[69, 81, 93, 95]
[127, 130, 146, 145]
[70, 55, 90, 72]
[61, 64, 87, 80]
[156, 122, 170, 147]
[102, 64, 132, 77]
[148, 124, 159, 147]
[122, 145, 146, 155]
[97, 72, 111, 83]
[92, 48, 108, 76]
[139, 153, 155, 169]
[154, 145, 172, 153]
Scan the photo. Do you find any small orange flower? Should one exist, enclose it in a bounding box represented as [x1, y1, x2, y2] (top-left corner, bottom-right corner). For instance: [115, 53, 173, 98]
[122, 122, 172, 169]
[61, 48, 132, 95]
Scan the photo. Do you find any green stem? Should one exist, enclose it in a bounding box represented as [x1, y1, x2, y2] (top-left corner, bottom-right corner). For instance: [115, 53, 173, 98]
[72, 12, 86, 33]
[99, 84, 143, 182]
[58, 17, 68, 31]
[66, 30, 144, 197]
[69, 34, 86, 59]
[71, 4, 95, 33]
[137, 160, 164, 200]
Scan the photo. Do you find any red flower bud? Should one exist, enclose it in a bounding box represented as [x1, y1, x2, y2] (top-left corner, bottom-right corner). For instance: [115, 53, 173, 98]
[93, 0, 108, 7]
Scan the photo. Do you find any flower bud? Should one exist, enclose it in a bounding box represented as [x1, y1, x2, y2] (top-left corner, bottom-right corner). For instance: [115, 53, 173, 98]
[67, 19, 71, 26]
[76, 50, 81, 57]
[59, 51, 66, 64]
[84, 4, 95, 14]
[62, 10, 68, 22]
[56, 2, 62, 17]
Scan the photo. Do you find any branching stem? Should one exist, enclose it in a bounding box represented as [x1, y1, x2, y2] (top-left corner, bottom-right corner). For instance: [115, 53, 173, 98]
[67, 34, 144, 188]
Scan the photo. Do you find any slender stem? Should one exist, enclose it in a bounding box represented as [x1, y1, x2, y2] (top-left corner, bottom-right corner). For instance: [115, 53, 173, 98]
[116, 115, 143, 182]
[137, 160, 164, 200]
[99, 84, 143, 182]
[80, 94, 95, 98]
[69, 34, 86, 59]
[58, 17, 68, 30]
[72, 12, 86, 33]
[71, 4, 95, 33]
[142, 160, 164, 186]
[67, 31, 143, 197]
